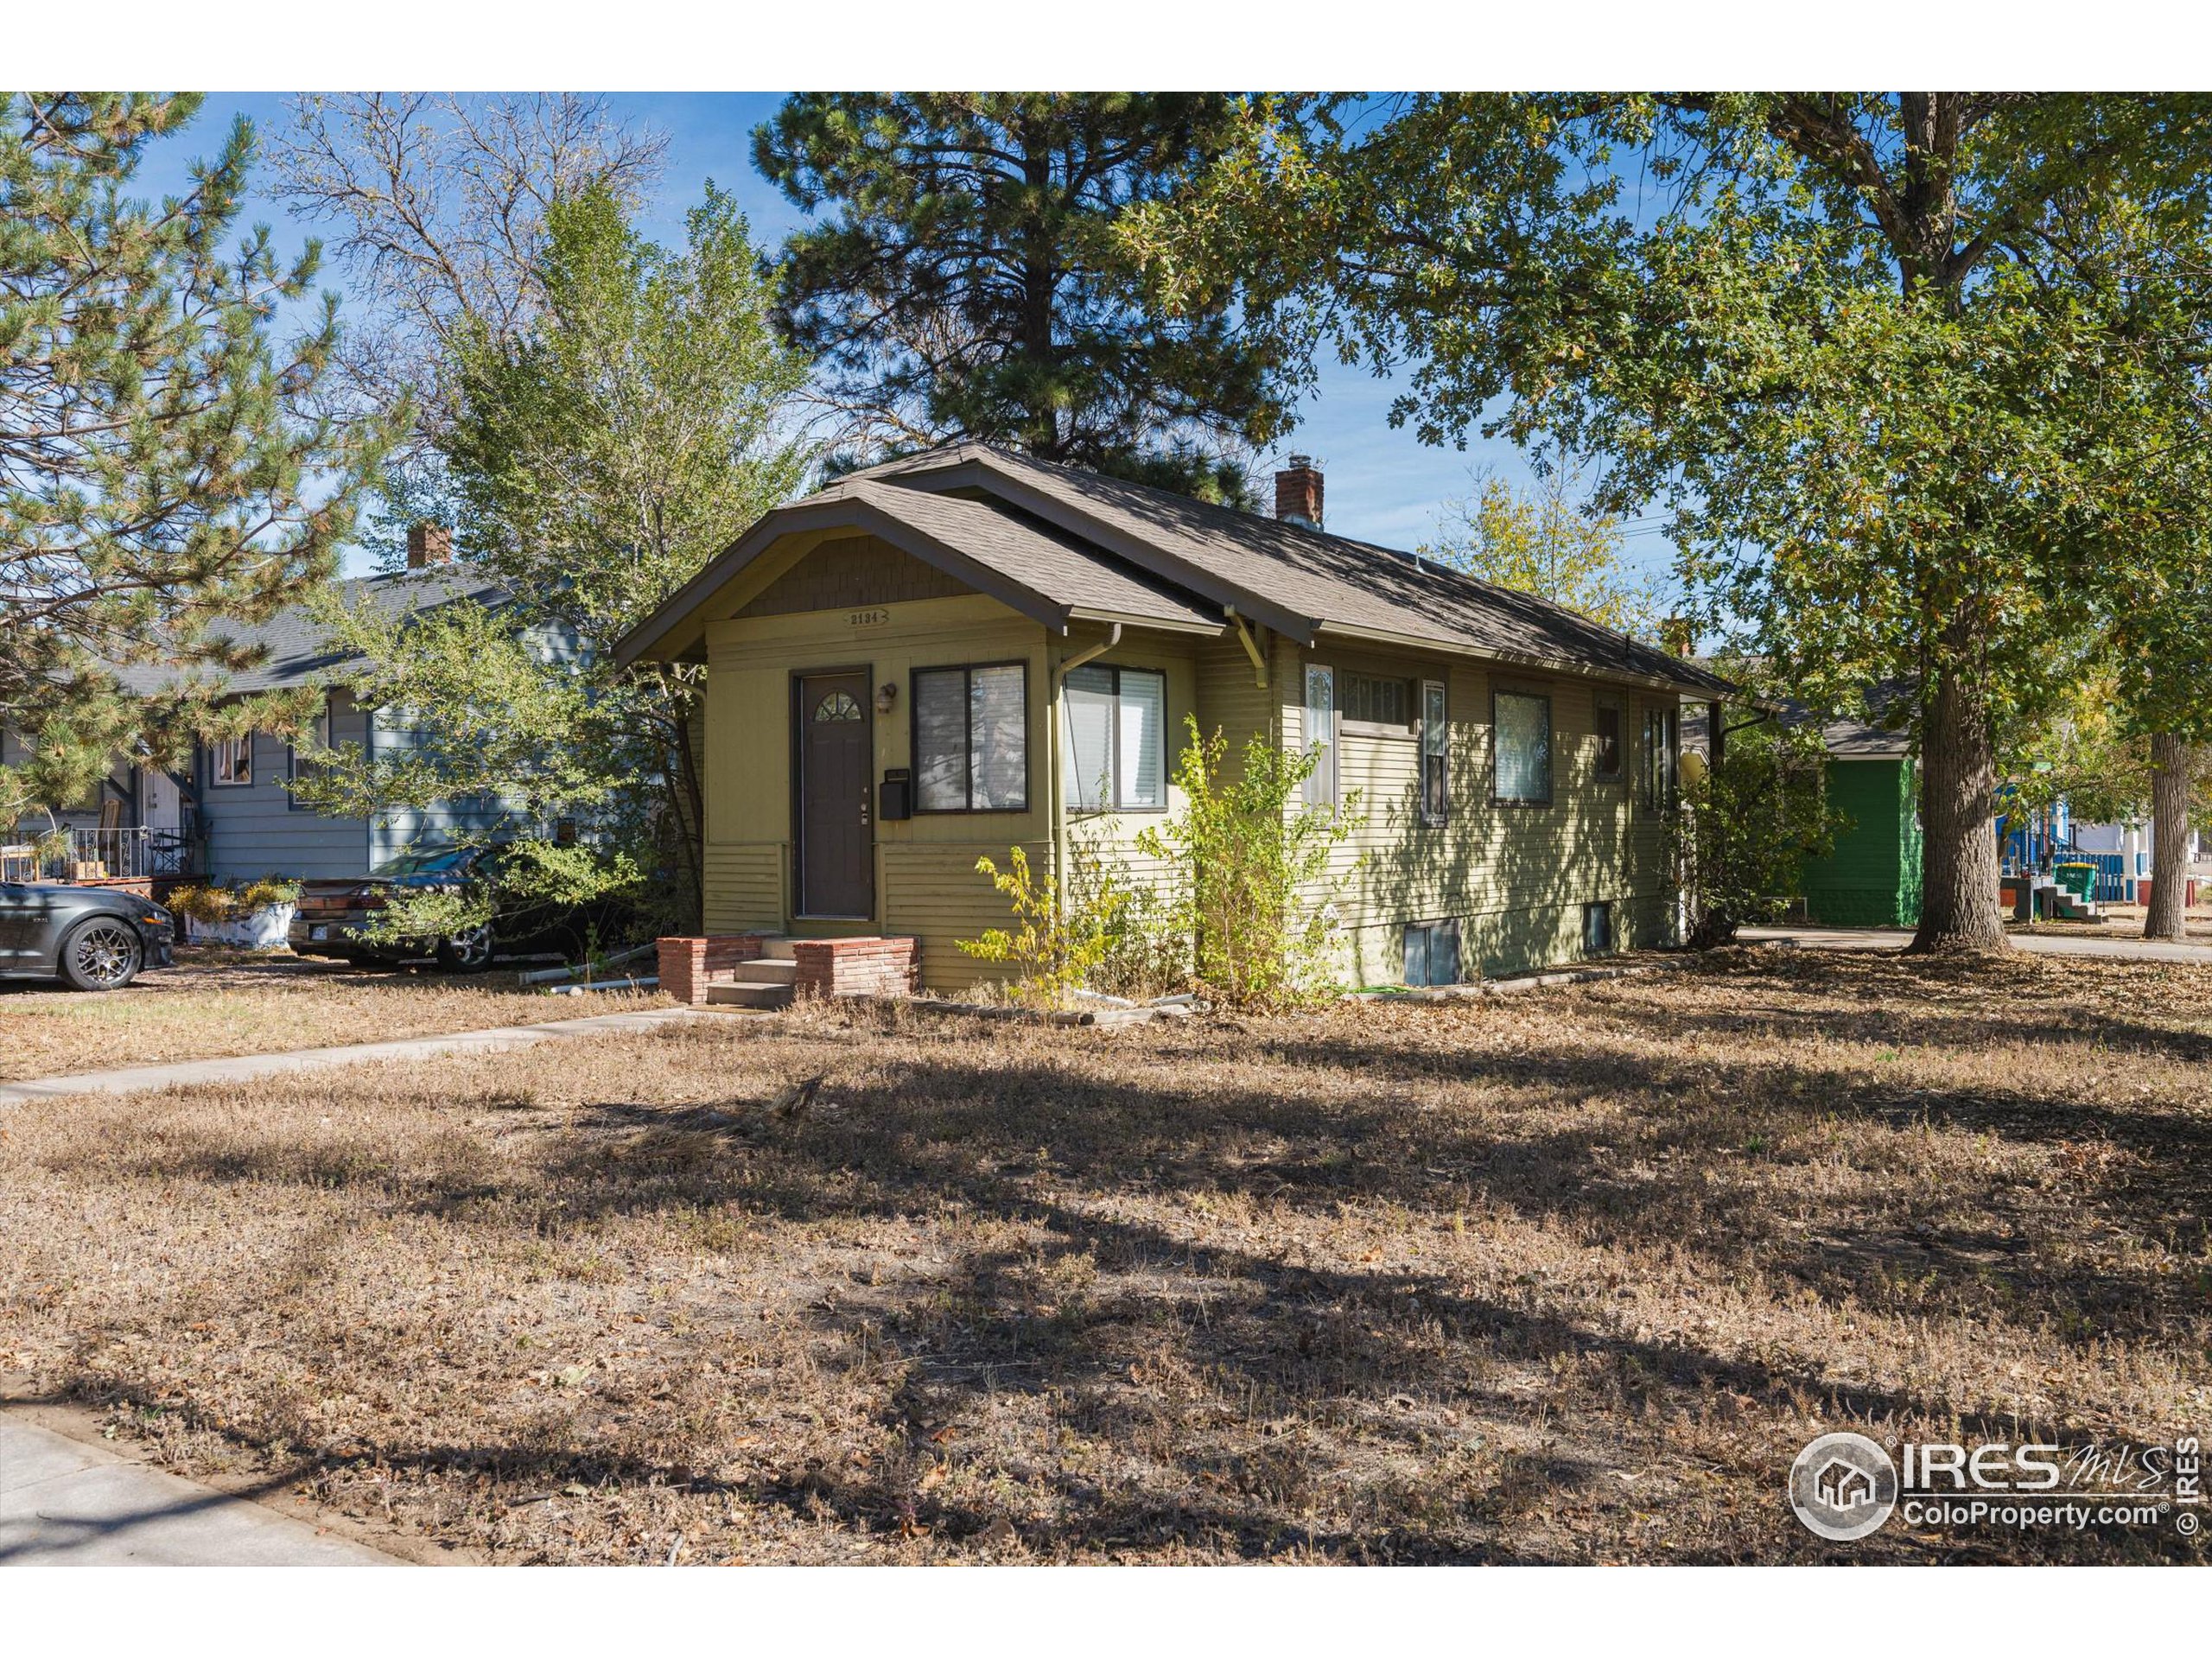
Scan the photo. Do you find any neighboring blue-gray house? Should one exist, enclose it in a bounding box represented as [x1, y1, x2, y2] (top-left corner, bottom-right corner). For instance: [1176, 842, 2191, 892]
[5, 532, 559, 886]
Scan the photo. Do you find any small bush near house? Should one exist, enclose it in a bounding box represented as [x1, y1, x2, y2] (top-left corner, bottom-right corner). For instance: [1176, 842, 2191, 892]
[1136, 717, 1362, 1010]
[963, 725, 1361, 1011]
[957, 845, 1129, 1010]
[1075, 846, 1189, 1001]
[348, 838, 645, 951]
[1669, 726, 1840, 949]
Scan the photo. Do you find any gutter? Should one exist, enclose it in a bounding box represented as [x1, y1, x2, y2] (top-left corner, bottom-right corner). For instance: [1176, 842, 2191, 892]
[1312, 620, 1731, 698]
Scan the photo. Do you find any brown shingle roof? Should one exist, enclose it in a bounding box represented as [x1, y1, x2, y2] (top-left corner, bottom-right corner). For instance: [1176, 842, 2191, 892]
[846, 443, 1728, 694]
[619, 441, 1732, 698]
[832, 481, 1218, 631]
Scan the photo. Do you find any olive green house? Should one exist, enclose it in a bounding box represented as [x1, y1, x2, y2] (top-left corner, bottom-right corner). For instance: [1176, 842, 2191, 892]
[617, 445, 1732, 996]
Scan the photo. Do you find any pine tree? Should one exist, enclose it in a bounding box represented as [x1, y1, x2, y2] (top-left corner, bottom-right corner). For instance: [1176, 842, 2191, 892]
[0, 92, 391, 820]
[753, 93, 1294, 502]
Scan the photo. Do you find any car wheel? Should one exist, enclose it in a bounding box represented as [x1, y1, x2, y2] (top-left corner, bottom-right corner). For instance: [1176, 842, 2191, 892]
[59, 918, 145, 992]
[435, 922, 496, 974]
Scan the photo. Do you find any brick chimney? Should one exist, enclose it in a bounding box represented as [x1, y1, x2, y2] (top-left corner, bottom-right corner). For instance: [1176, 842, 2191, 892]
[406, 522, 452, 569]
[1274, 455, 1324, 529]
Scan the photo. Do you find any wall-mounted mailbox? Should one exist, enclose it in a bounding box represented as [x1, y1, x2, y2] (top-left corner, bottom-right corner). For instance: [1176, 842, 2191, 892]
[880, 766, 912, 822]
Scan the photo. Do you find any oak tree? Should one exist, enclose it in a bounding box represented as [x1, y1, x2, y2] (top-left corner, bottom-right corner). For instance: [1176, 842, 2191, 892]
[1127, 93, 2212, 950]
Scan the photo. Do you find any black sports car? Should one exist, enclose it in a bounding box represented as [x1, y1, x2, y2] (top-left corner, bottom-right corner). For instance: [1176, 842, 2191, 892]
[0, 881, 175, 991]
[289, 844, 631, 973]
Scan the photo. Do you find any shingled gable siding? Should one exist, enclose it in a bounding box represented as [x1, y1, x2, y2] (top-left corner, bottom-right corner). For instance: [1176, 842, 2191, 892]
[1283, 636, 1678, 987]
[736, 534, 972, 618]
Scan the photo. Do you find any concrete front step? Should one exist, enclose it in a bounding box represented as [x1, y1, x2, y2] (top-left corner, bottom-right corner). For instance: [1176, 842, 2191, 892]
[729, 959, 797, 985]
[707, 982, 795, 1010]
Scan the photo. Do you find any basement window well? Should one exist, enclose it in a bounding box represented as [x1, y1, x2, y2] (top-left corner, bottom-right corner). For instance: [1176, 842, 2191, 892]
[1583, 901, 1613, 956]
[1403, 918, 1461, 988]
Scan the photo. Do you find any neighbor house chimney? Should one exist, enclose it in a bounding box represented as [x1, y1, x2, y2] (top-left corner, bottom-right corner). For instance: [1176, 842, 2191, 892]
[1274, 455, 1324, 529]
[406, 522, 453, 569]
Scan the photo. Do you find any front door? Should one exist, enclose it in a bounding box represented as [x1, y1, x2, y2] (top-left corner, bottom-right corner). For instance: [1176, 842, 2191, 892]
[796, 671, 874, 918]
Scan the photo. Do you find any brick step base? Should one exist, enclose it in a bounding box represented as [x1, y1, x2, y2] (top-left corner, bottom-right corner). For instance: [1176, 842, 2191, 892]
[658, 932, 918, 1007]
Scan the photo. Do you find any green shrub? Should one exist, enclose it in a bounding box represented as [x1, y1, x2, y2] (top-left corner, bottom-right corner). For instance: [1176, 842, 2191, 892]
[960, 721, 1362, 1011]
[1135, 716, 1363, 1010]
[1667, 728, 1840, 948]
[957, 844, 1128, 1010]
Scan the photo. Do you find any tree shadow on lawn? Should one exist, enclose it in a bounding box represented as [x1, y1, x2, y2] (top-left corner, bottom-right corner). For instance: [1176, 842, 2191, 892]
[505, 1020, 2212, 1354]
[54, 1197, 2181, 1564]
[40, 1028, 2208, 1562]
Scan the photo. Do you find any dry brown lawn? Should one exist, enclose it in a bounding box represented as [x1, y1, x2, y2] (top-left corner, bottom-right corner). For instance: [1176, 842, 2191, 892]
[3, 949, 2209, 1564]
[0, 949, 657, 1082]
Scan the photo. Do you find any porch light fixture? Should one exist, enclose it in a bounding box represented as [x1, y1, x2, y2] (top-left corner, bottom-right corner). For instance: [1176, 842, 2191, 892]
[875, 681, 899, 715]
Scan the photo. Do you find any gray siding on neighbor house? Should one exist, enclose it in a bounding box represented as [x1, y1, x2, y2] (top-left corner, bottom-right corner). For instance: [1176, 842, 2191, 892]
[367, 706, 523, 867]
[193, 690, 372, 880]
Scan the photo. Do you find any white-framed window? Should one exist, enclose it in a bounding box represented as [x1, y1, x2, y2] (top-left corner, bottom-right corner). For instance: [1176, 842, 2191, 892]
[1492, 690, 1552, 804]
[1302, 664, 1337, 806]
[914, 662, 1028, 812]
[1062, 664, 1166, 812]
[1421, 679, 1448, 824]
[1593, 692, 1624, 783]
[209, 733, 252, 787]
[1641, 704, 1679, 810]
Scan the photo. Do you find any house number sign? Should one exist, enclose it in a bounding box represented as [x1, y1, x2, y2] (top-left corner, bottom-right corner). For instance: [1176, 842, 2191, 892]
[849, 607, 891, 629]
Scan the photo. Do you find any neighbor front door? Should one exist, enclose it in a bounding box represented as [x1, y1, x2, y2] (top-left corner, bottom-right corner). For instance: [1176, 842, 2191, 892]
[796, 671, 874, 918]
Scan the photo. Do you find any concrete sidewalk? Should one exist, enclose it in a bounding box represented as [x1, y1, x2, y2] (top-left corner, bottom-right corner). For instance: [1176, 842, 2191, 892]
[0, 1415, 395, 1566]
[1738, 925, 2212, 963]
[0, 1004, 715, 1106]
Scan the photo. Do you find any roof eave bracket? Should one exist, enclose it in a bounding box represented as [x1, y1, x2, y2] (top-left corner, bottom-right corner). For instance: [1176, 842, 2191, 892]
[1227, 607, 1268, 690]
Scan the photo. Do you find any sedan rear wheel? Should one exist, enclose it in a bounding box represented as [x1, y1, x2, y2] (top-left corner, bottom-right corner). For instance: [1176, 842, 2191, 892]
[60, 918, 144, 992]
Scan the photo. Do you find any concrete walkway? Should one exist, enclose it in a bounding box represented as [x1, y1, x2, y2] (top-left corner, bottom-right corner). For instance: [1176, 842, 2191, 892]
[1738, 925, 2212, 964]
[0, 1415, 395, 1566]
[0, 1004, 714, 1106]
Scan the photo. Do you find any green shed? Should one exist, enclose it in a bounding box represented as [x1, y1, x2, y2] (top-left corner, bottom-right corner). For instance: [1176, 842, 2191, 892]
[1799, 712, 1921, 929]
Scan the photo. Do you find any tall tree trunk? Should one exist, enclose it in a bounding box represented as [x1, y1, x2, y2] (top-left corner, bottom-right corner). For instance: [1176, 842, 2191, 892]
[2145, 729, 2191, 941]
[1911, 640, 2007, 952]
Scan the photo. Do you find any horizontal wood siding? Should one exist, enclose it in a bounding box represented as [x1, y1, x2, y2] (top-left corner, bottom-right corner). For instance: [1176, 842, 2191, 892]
[882, 840, 1052, 991]
[1289, 643, 1683, 984]
[196, 692, 372, 880]
[702, 842, 782, 934]
[366, 699, 526, 869]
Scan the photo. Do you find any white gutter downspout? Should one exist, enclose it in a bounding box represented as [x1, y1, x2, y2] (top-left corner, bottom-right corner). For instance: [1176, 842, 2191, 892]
[1050, 623, 1122, 898]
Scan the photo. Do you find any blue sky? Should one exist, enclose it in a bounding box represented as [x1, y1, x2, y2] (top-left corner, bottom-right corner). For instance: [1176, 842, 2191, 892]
[150, 92, 1673, 582]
